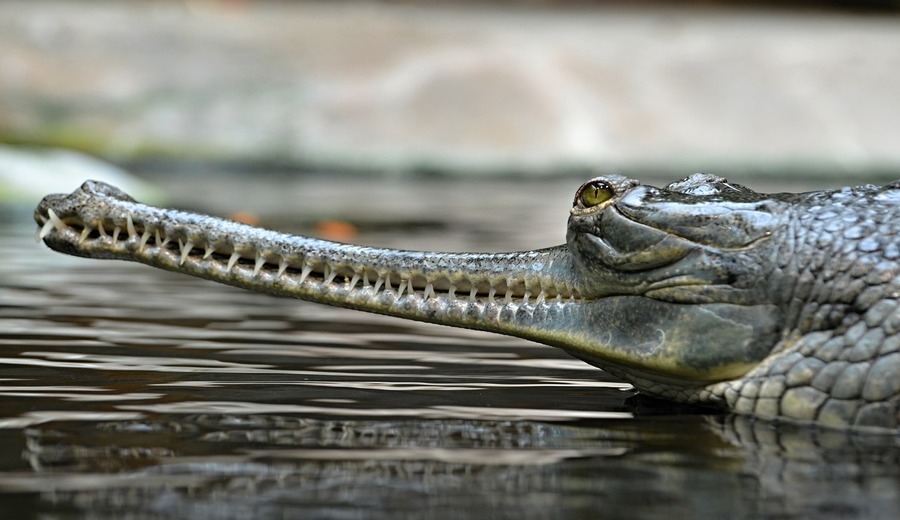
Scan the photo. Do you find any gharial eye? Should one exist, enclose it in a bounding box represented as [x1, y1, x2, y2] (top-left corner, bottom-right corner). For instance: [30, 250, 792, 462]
[575, 180, 615, 208]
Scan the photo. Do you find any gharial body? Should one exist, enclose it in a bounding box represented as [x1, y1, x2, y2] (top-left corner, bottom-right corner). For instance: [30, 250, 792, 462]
[35, 174, 900, 431]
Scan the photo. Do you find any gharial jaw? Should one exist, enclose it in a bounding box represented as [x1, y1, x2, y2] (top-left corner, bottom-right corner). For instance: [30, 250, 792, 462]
[35, 180, 598, 352]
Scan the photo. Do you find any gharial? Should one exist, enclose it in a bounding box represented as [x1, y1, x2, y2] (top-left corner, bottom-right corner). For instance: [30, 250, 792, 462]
[35, 174, 900, 431]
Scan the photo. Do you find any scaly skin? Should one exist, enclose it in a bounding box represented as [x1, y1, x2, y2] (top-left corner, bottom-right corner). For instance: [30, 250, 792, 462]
[34, 174, 900, 431]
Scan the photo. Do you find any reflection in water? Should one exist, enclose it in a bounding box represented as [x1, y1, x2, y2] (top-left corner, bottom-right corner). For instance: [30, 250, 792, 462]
[710, 415, 900, 519]
[2, 175, 900, 519]
[6, 412, 899, 519]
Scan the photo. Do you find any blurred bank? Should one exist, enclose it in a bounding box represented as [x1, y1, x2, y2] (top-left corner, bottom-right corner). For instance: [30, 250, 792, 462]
[1, 0, 899, 187]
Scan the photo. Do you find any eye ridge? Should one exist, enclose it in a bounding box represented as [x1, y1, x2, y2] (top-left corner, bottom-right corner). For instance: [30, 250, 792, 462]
[576, 180, 615, 208]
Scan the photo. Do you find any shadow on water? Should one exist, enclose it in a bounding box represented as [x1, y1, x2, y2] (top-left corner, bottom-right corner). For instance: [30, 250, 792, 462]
[1, 176, 900, 519]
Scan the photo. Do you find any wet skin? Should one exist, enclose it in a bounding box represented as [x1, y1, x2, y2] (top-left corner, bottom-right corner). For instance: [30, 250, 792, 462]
[34, 174, 900, 431]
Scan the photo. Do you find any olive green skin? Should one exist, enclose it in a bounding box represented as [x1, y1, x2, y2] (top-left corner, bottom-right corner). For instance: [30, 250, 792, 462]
[35, 174, 900, 431]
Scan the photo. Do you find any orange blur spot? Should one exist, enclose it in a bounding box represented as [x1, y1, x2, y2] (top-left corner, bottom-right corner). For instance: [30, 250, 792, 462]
[315, 220, 358, 241]
[227, 211, 261, 226]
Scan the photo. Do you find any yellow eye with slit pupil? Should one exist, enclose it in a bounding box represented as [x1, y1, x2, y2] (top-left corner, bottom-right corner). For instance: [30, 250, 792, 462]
[578, 181, 615, 208]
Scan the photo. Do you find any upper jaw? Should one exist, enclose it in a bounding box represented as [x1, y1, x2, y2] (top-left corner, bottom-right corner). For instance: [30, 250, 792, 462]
[35, 181, 590, 309]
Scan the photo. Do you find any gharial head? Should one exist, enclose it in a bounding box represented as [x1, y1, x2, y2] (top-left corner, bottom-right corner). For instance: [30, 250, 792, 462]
[555, 174, 790, 392]
[566, 173, 784, 299]
[35, 174, 794, 399]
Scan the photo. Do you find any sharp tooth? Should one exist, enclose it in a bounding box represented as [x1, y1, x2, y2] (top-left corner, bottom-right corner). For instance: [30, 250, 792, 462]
[536, 291, 546, 305]
[504, 289, 512, 303]
[523, 291, 531, 304]
[488, 287, 496, 302]
[155, 229, 162, 246]
[126, 214, 136, 236]
[397, 280, 407, 297]
[363, 271, 370, 286]
[79, 226, 92, 244]
[159, 233, 171, 248]
[299, 264, 313, 284]
[424, 283, 435, 300]
[47, 209, 66, 231]
[112, 226, 121, 244]
[324, 265, 337, 284]
[277, 260, 288, 277]
[203, 244, 215, 259]
[140, 229, 151, 249]
[97, 220, 107, 237]
[179, 240, 194, 266]
[373, 276, 384, 293]
[349, 273, 361, 289]
[468, 286, 477, 302]
[448, 284, 456, 299]
[37, 219, 55, 242]
[384, 275, 392, 291]
[227, 252, 240, 272]
[253, 254, 265, 276]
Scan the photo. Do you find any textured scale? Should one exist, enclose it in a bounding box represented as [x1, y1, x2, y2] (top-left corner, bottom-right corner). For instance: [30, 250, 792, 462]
[705, 183, 900, 429]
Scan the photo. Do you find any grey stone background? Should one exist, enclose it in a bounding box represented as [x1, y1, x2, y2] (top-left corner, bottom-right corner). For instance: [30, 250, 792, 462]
[1, 1, 899, 180]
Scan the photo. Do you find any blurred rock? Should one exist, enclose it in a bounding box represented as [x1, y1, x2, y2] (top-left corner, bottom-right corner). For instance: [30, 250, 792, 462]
[0, 1, 898, 178]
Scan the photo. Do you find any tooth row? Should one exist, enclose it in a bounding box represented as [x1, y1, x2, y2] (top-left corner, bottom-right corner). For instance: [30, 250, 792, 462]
[43, 211, 580, 305]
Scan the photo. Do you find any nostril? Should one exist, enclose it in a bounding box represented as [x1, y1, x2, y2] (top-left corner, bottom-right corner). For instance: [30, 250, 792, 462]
[81, 180, 136, 202]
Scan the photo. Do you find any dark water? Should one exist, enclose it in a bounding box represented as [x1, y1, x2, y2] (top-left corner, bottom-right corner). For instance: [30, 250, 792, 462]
[2, 176, 900, 519]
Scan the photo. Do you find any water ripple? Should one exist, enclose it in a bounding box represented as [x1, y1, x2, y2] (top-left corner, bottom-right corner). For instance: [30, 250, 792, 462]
[117, 400, 634, 422]
[0, 411, 146, 429]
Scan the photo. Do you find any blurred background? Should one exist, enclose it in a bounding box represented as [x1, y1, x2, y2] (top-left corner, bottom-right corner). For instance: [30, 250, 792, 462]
[1, 0, 899, 210]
